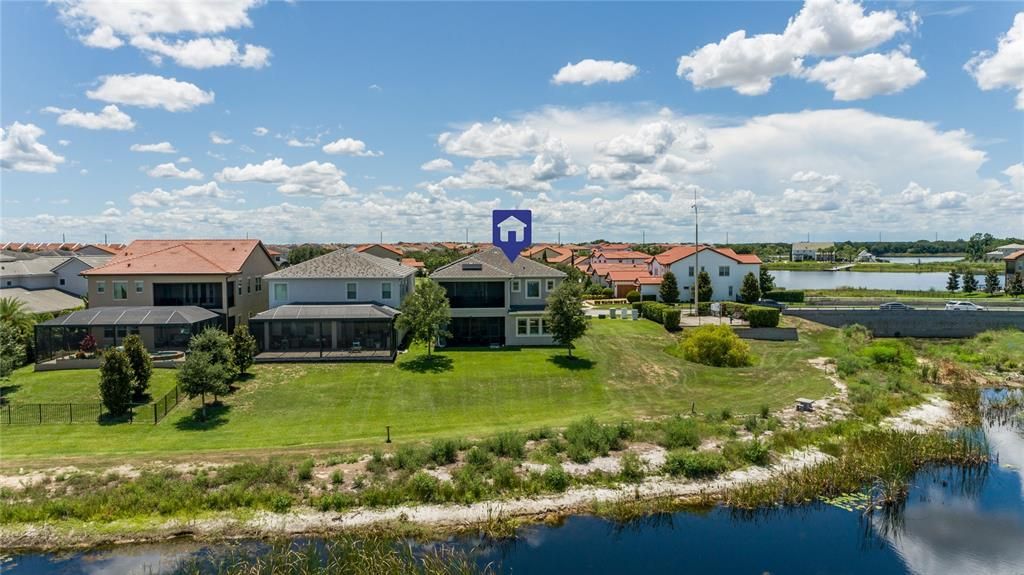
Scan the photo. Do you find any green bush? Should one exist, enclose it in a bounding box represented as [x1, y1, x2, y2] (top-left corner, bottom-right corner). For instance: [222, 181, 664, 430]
[484, 431, 526, 460]
[564, 417, 623, 462]
[660, 416, 700, 449]
[625, 290, 641, 303]
[763, 290, 805, 303]
[407, 471, 440, 502]
[663, 450, 729, 478]
[860, 341, 915, 369]
[661, 309, 681, 331]
[429, 438, 462, 466]
[392, 444, 428, 471]
[542, 464, 571, 492]
[678, 324, 754, 367]
[619, 452, 645, 483]
[744, 305, 780, 328]
[465, 447, 494, 468]
[490, 461, 520, 491]
[742, 440, 770, 465]
[296, 458, 314, 481]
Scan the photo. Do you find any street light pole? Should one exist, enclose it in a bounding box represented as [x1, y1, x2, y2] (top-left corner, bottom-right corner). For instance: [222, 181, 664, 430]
[693, 188, 700, 326]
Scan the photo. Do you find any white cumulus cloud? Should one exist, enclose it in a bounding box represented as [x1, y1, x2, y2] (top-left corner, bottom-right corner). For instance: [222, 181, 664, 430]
[421, 158, 454, 172]
[41, 104, 135, 130]
[209, 132, 233, 145]
[130, 181, 236, 207]
[216, 158, 353, 196]
[253, 126, 269, 136]
[552, 59, 638, 86]
[322, 137, 382, 157]
[147, 162, 203, 180]
[130, 141, 177, 153]
[439, 119, 546, 158]
[1, 122, 66, 173]
[964, 13, 1024, 110]
[803, 50, 925, 100]
[87, 74, 215, 112]
[129, 35, 270, 69]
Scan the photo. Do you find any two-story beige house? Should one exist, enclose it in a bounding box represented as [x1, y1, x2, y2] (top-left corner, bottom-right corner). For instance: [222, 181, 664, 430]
[82, 239, 278, 332]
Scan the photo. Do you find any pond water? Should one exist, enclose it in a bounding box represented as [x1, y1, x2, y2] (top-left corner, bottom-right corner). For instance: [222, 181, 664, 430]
[884, 256, 964, 264]
[772, 270, 996, 292]
[7, 391, 1023, 575]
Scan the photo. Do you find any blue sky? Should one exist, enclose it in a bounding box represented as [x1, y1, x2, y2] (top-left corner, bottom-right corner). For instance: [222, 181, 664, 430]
[1, 1, 1022, 244]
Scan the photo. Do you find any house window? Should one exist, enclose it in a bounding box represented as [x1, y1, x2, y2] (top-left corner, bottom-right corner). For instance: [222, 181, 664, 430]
[96, 281, 105, 294]
[347, 282, 357, 300]
[273, 283, 288, 302]
[112, 281, 128, 300]
[719, 266, 730, 277]
[255, 277, 262, 292]
[238, 281, 243, 296]
[511, 279, 521, 292]
[135, 280, 144, 293]
[517, 318, 528, 335]
[545, 279, 555, 291]
[526, 280, 540, 298]
[247, 277, 252, 294]
[528, 318, 541, 335]
[382, 282, 393, 300]
[104, 326, 114, 339]
[728, 285, 734, 297]
[688, 266, 694, 277]
[59, 278, 66, 286]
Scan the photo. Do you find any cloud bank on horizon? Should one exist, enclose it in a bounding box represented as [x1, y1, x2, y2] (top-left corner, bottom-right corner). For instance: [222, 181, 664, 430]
[1, 0, 1022, 244]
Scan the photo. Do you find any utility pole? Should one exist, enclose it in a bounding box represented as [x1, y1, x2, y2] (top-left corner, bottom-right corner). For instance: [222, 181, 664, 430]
[693, 188, 700, 326]
[380, 231, 383, 244]
[642, 230, 645, 245]
[465, 228, 469, 244]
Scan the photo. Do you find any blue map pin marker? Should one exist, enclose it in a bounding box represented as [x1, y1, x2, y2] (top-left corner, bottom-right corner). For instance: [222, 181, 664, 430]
[492, 209, 531, 263]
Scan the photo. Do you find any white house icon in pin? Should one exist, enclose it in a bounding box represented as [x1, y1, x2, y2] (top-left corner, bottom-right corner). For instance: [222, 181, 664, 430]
[497, 215, 527, 243]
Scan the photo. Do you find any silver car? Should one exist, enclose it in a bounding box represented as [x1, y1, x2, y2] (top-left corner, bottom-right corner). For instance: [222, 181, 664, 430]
[944, 301, 986, 311]
[879, 302, 914, 311]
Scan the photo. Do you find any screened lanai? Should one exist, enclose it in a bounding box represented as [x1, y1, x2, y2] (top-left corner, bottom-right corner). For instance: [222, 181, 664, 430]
[34, 306, 221, 363]
[250, 304, 401, 361]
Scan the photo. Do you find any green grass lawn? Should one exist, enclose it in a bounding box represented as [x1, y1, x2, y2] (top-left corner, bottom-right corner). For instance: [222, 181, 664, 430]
[0, 320, 835, 463]
[1, 367, 179, 404]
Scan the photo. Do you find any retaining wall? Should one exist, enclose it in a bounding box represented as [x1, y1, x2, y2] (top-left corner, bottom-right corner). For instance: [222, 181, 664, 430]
[784, 309, 1024, 338]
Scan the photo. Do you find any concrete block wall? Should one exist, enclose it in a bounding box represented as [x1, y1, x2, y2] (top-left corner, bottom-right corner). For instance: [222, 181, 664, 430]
[784, 309, 1024, 338]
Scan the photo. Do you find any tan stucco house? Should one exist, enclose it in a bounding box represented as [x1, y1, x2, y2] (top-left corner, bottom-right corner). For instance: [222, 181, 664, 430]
[81, 239, 278, 332]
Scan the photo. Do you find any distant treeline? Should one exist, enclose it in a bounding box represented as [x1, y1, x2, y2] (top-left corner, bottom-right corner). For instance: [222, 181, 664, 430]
[724, 235, 1023, 260]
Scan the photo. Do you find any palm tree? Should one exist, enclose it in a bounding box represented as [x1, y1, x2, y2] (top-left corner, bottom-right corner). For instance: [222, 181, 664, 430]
[0, 297, 34, 335]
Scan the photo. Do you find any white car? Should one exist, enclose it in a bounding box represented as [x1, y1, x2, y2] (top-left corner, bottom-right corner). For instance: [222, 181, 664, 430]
[945, 301, 986, 311]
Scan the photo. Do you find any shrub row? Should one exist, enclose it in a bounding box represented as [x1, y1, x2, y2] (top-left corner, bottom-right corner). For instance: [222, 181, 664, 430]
[713, 302, 781, 328]
[638, 301, 681, 331]
[764, 290, 805, 303]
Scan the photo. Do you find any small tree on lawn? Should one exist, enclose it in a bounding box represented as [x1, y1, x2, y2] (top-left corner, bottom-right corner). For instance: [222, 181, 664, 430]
[231, 324, 257, 375]
[545, 281, 589, 358]
[122, 334, 152, 400]
[187, 327, 235, 399]
[697, 270, 713, 303]
[983, 268, 1001, 295]
[946, 269, 960, 293]
[759, 268, 776, 294]
[396, 279, 451, 356]
[659, 271, 680, 303]
[962, 272, 978, 294]
[625, 290, 641, 303]
[99, 348, 134, 417]
[740, 272, 761, 303]
[1007, 274, 1024, 298]
[177, 351, 232, 420]
[0, 321, 26, 378]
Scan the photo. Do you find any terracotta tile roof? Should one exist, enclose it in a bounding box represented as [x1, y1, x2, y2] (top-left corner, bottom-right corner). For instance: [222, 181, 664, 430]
[355, 243, 405, 257]
[401, 258, 425, 268]
[607, 269, 653, 283]
[654, 245, 762, 265]
[635, 276, 663, 285]
[1005, 249, 1024, 261]
[82, 239, 269, 275]
[595, 250, 651, 260]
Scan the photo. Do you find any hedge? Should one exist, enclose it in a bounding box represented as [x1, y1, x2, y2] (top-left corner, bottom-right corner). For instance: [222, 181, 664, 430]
[639, 301, 680, 331]
[764, 290, 805, 303]
[745, 305, 780, 328]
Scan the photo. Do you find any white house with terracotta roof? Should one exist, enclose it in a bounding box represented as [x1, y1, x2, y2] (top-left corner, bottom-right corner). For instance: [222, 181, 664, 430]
[81, 239, 278, 331]
[650, 245, 761, 302]
[591, 249, 652, 265]
[1005, 249, 1024, 287]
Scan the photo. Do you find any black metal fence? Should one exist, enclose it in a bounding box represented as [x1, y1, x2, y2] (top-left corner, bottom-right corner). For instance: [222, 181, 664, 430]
[1, 384, 187, 425]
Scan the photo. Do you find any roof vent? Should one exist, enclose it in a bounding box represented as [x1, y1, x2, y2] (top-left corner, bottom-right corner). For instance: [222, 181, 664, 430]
[462, 263, 482, 271]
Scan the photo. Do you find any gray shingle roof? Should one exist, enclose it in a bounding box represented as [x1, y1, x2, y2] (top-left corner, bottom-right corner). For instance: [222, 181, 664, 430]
[0, 287, 83, 314]
[431, 247, 566, 280]
[264, 249, 416, 280]
[252, 303, 399, 321]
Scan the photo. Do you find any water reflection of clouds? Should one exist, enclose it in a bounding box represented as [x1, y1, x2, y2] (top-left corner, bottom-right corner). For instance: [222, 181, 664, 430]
[987, 424, 1024, 499]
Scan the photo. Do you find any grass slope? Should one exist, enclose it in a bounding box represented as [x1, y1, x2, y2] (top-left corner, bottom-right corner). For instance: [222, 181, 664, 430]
[1, 368, 179, 404]
[0, 320, 834, 463]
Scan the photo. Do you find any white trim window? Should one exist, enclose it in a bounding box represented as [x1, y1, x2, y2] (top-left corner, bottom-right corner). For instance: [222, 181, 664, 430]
[96, 281, 106, 294]
[112, 281, 128, 300]
[517, 317, 550, 337]
[718, 266, 730, 277]
[511, 279, 521, 292]
[134, 280, 144, 293]
[273, 283, 288, 302]
[256, 277, 262, 292]
[238, 281, 243, 296]
[382, 281, 393, 300]
[346, 282, 358, 300]
[526, 280, 541, 299]
[545, 279, 555, 291]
